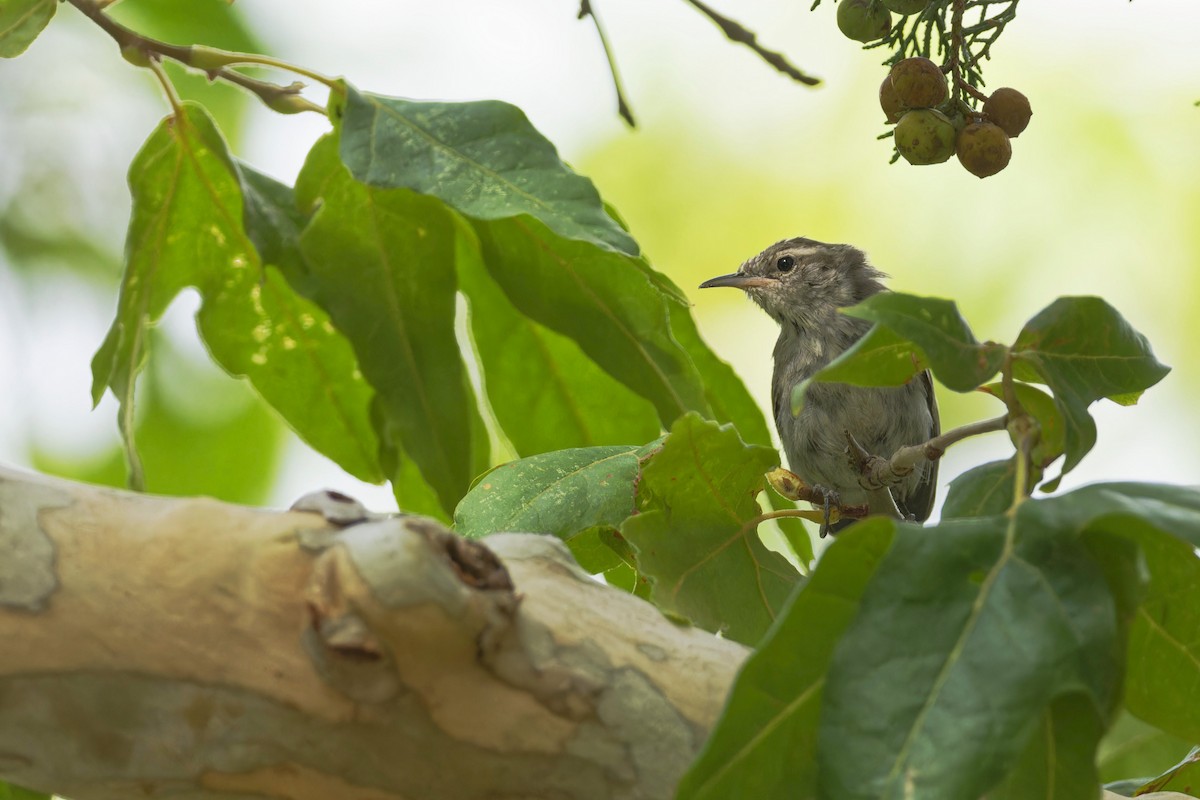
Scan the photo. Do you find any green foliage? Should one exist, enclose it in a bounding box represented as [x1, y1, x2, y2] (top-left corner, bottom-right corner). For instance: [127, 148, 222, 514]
[0, 780, 50, 800]
[0, 0, 54, 58]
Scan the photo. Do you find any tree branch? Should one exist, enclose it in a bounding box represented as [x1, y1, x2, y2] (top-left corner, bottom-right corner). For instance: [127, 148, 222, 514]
[848, 414, 1008, 494]
[65, 0, 329, 115]
[578, 0, 636, 126]
[0, 467, 745, 799]
[682, 0, 821, 86]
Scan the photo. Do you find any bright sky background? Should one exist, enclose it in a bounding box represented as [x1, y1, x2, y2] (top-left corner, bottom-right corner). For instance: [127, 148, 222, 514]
[1, 0, 1198, 515]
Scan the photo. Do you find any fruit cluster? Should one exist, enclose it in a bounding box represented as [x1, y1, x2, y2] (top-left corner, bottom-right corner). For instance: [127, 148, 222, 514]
[836, 0, 1032, 178]
[881, 57, 1030, 177]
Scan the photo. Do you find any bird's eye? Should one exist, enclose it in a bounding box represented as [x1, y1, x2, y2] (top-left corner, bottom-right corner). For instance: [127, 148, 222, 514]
[776, 255, 796, 272]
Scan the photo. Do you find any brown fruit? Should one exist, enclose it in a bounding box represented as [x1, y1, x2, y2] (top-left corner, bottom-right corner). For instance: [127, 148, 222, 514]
[882, 0, 929, 13]
[889, 57, 948, 109]
[837, 0, 892, 43]
[879, 75, 903, 123]
[894, 109, 956, 165]
[983, 87, 1032, 137]
[956, 122, 1012, 177]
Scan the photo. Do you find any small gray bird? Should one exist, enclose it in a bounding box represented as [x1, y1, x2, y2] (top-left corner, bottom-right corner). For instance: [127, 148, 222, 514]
[700, 237, 939, 532]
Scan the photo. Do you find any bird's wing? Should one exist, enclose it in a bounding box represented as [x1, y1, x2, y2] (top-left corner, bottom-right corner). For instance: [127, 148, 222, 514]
[903, 369, 940, 522]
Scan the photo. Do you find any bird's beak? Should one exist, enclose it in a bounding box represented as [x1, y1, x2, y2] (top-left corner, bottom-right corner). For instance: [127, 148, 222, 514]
[698, 272, 775, 290]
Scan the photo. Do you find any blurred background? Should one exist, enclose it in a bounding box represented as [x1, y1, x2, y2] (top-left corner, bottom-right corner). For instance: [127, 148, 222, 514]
[1, 0, 1197, 516]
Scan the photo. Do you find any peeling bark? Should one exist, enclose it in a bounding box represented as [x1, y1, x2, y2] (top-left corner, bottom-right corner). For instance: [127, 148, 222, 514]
[0, 467, 746, 800]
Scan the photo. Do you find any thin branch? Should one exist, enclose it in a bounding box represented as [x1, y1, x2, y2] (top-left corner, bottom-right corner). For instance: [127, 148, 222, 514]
[66, 0, 332, 115]
[682, 0, 821, 86]
[578, 1, 635, 127]
[849, 414, 1008, 493]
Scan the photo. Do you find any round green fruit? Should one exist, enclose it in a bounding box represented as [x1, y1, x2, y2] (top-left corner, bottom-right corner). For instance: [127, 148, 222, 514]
[983, 87, 1032, 137]
[882, 0, 929, 14]
[879, 75, 903, 123]
[837, 0, 892, 43]
[894, 109, 956, 165]
[889, 57, 947, 109]
[956, 121, 1012, 178]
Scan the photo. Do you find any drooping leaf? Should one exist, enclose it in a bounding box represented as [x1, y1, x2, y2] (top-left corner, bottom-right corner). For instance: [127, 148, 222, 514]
[841, 293, 1007, 392]
[91, 104, 252, 486]
[91, 105, 383, 487]
[456, 227, 660, 454]
[338, 85, 638, 255]
[1012, 297, 1170, 475]
[1028, 482, 1200, 549]
[0, 0, 54, 58]
[677, 518, 896, 800]
[472, 215, 710, 427]
[295, 133, 488, 515]
[818, 516, 1122, 800]
[941, 458, 1016, 518]
[453, 443, 652, 540]
[621, 414, 800, 646]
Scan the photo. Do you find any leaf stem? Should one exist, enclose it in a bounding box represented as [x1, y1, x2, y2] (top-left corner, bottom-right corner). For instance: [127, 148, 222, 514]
[147, 57, 183, 117]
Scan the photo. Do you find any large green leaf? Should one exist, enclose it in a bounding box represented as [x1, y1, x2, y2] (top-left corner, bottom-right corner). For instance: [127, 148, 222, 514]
[818, 516, 1122, 800]
[0, 0, 54, 57]
[987, 692, 1105, 800]
[808, 323, 930, 390]
[841, 293, 1007, 392]
[453, 443, 654, 540]
[621, 414, 800, 646]
[1012, 297, 1170, 475]
[338, 85, 638, 255]
[456, 227, 660, 454]
[91, 104, 250, 485]
[677, 519, 896, 800]
[472, 215, 710, 427]
[90, 105, 382, 487]
[295, 133, 487, 516]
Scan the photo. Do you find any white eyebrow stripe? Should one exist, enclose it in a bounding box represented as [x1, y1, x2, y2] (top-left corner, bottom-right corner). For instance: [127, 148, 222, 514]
[781, 247, 822, 259]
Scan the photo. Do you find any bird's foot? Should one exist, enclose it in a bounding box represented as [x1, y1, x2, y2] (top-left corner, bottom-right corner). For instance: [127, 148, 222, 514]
[810, 484, 841, 538]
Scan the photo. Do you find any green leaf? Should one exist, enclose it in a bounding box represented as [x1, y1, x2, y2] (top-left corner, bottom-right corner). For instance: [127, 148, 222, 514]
[818, 516, 1122, 800]
[987, 692, 1105, 800]
[676, 518, 896, 800]
[1120, 524, 1200, 742]
[91, 106, 383, 488]
[338, 85, 638, 255]
[941, 458, 1016, 518]
[621, 414, 800, 645]
[842, 293, 1007, 392]
[0, 780, 51, 800]
[472, 215, 710, 427]
[91, 104, 252, 486]
[1028, 482, 1200, 548]
[456, 227, 660, 454]
[811, 323, 930, 388]
[0, 0, 54, 58]
[1098, 713, 1193, 785]
[1012, 297, 1170, 475]
[453, 443, 649, 539]
[295, 133, 488, 515]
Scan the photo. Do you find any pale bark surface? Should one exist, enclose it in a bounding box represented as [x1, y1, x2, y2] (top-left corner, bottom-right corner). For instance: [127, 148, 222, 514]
[0, 466, 746, 800]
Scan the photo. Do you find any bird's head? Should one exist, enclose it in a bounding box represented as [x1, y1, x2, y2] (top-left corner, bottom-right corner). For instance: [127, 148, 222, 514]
[699, 237, 887, 326]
